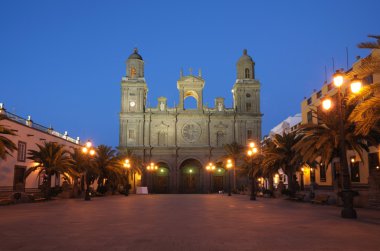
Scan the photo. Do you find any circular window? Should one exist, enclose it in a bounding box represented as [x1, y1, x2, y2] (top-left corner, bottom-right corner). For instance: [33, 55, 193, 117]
[246, 93, 251, 98]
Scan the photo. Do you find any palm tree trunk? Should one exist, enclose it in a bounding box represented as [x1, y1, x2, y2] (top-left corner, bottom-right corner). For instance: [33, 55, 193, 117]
[45, 174, 52, 199]
[286, 170, 295, 195]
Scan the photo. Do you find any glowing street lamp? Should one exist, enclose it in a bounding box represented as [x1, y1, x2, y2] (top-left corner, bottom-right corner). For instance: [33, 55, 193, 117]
[226, 159, 233, 196]
[81, 140, 95, 201]
[146, 162, 158, 193]
[247, 142, 258, 200]
[322, 70, 363, 219]
[206, 162, 216, 193]
[123, 159, 131, 196]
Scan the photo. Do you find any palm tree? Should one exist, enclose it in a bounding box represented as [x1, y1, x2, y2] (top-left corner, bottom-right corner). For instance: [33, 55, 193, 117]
[241, 152, 264, 199]
[347, 35, 380, 136]
[26, 142, 72, 199]
[116, 149, 143, 195]
[94, 145, 122, 195]
[262, 132, 301, 195]
[0, 115, 17, 160]
[69, 148, 89, 197]
[294, 107, 378, 189]
[260, 139, 281, 192]
[347, 82, 380, 136]
[358, 35, 380, 49]
[223, 142, 244, 192]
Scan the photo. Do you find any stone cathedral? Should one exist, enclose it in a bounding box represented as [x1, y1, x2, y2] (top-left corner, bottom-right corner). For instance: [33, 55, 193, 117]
[119, 48, 262, 193]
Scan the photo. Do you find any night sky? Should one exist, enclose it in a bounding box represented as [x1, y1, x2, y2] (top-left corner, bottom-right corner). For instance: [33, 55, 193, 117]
[1, 0, 379, 147]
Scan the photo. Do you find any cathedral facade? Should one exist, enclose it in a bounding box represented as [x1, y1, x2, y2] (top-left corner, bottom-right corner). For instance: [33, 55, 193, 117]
[119, 48, 262, 193]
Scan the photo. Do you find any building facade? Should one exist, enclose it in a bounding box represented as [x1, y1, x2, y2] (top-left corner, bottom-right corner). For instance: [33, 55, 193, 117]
[299, 49, 380, 207]
[119, 49, 262, 193]
[0, 104, 80, 196]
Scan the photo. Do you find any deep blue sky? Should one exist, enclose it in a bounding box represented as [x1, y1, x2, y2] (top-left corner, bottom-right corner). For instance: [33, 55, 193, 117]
[1, 0, 379, 147]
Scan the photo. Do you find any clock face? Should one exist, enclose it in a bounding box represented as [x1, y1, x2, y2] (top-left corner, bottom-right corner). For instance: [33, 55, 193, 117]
[130, 101, 136, 107]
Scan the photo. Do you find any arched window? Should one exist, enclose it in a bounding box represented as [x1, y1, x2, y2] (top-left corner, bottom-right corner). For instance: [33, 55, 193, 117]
[245, 68, 250, 78]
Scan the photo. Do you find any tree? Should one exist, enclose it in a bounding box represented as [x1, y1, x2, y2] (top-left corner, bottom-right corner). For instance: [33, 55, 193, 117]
[348, 83, 380, 136]
[294, 107, 378, 189]
[241, 151, 264, 199]
[260, 139, 281, 191]
[26, 142, 72, 199]
[262, 132, 301, 195]
[0, 115, 17, 160]
[69, 148, 89, 197]
[116, 149, 143, 195]
[94, 145, 122, 195]
[347, 35, 380, 136]
[223, 142, 244, 191]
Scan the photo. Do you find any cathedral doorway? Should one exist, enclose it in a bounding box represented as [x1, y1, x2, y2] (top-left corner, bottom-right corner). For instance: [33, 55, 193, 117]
[152, 162, 170, 194]
[179, 159, 202, 193]
[213, 167, 226, 193]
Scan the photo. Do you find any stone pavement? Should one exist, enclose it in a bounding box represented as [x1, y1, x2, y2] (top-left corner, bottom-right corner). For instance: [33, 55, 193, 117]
[0, 194, 379, 251]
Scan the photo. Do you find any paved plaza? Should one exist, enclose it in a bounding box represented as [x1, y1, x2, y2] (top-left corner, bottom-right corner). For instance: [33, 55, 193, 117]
[0, 194, 380, 251]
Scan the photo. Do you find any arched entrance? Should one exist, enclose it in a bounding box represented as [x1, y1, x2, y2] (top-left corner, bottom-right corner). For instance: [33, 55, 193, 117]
[153, 162, 170, 194]
[213, 167, 226, 193]
[180, 159, 202, 193]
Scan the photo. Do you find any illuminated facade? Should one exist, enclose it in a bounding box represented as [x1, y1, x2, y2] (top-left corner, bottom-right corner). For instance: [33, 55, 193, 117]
[0, 105, 80, 195]
[299, 49, 380, 208]
[119, 48, 262, 193]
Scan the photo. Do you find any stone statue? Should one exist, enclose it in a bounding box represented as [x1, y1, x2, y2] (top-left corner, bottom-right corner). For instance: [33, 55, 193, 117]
[218, 102, 223, 111]
[160, 102, 165, 111]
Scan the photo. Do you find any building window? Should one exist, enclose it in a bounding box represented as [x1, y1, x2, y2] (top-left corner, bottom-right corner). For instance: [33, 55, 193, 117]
[216, 132, 224, 147]
[307, 111, 313, 123]
[245, 68, 250, 78]
[246, 93, 251, 98]
[350, 160, 360, 182]
[327, 83, 333, 91]
[307, 97, 312, 105]
[128, 130, 135, 140]
[317, 91, 322, 98]
[17, 141, 27, 162]
[319, 163, 326, 182]
[246, 102, 252, 112]
[247, 130, 253, 140]
[364, 74, 373, 84]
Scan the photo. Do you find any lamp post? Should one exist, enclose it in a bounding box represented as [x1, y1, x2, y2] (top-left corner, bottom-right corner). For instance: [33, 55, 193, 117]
[82, 140, 95, 201]
[247, 142, 258, 201]
[146, 162, 158, 193]
[226, 159, 233, 196]
[322, 71, 362, 219]
[123, 159, 131, 196]
[206, 162, 216, 193]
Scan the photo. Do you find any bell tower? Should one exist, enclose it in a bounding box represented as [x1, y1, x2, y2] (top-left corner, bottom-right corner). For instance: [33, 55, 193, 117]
[119, 48, 148, 147]
[232, 49, 260, 114]
[232, 49, 262, 143]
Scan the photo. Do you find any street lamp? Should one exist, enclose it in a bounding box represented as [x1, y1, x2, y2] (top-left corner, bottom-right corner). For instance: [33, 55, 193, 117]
[206, 162, 216, 193]
[123, 159, 131, 196]
[82, 140, 95, 201]
[146, 162, 158, 193]
[322, 70, 362, 219]
[247, 142, 258, 200]
[226, 159, 233, 196]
